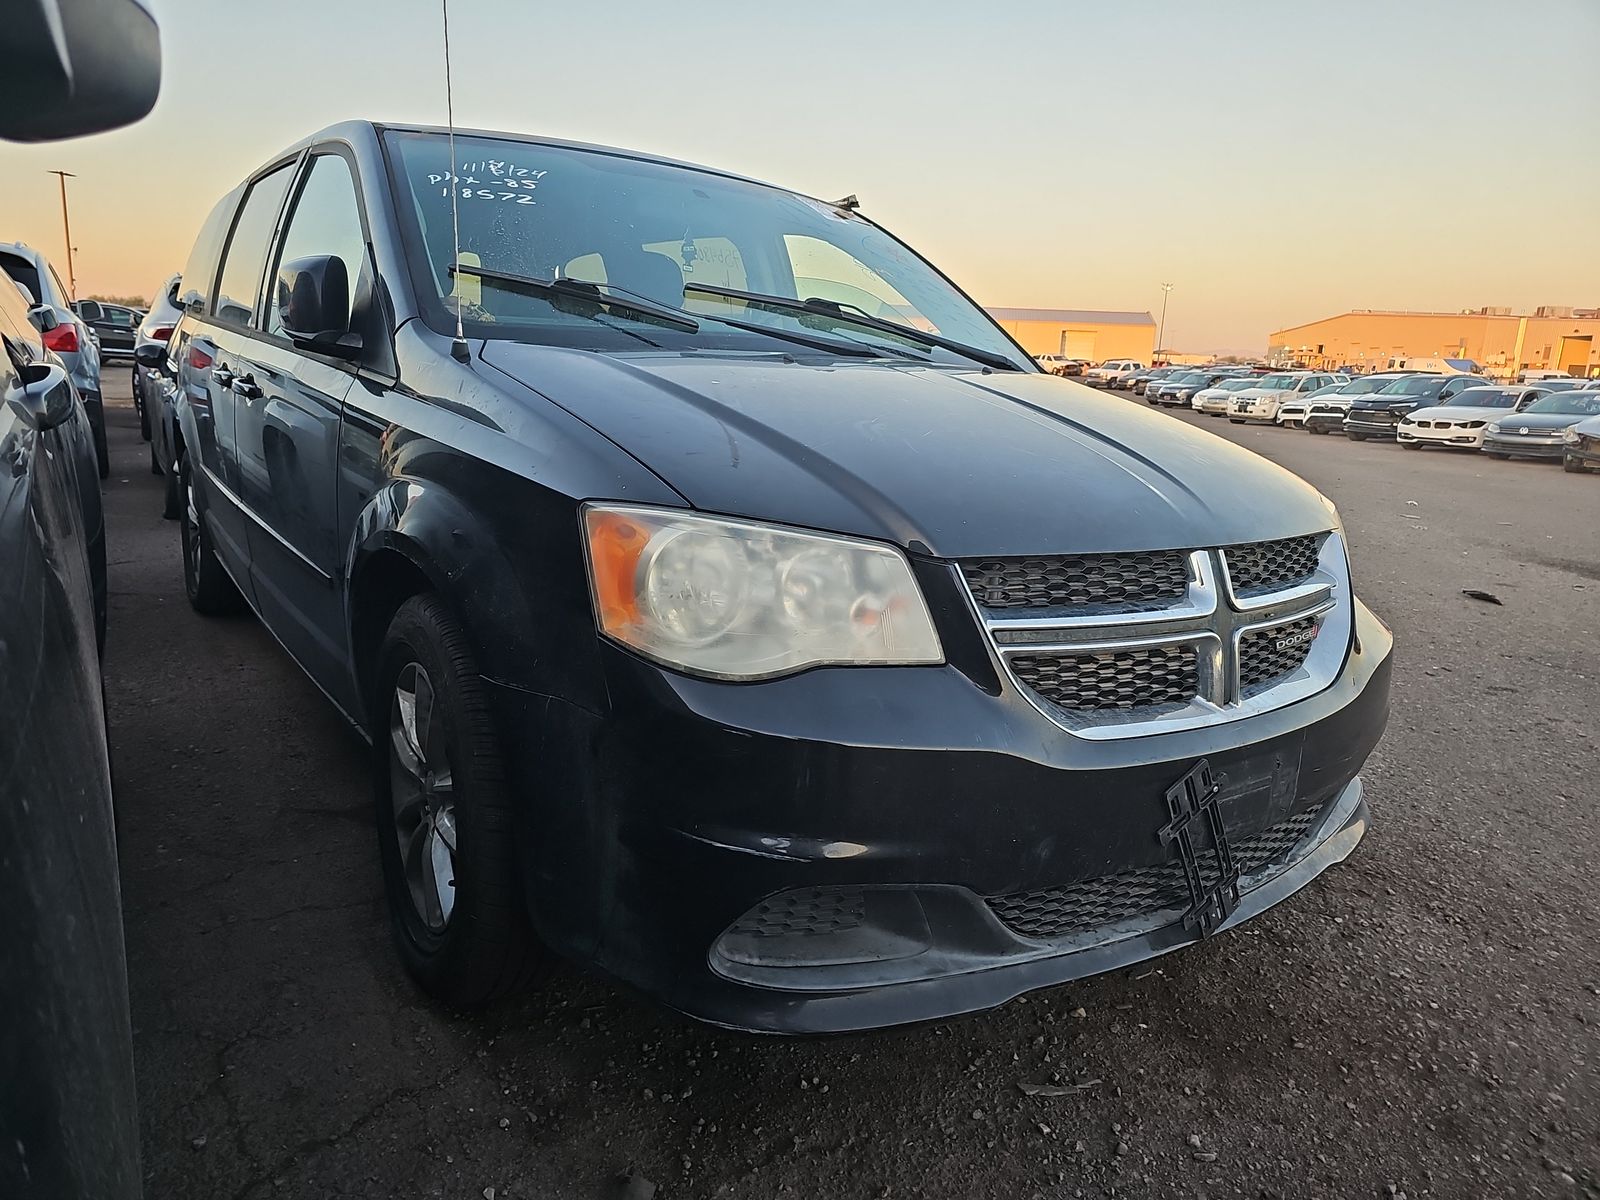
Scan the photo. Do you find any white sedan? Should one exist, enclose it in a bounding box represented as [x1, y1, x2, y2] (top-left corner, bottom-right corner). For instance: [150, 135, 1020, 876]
[1193, 376, 1260, 415]
[1396, 385, 1545, 450]
[1228, 371, 1345, 424]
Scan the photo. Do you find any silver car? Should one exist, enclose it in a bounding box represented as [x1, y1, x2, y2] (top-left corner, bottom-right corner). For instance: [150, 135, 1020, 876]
[0, 241, 107, 477]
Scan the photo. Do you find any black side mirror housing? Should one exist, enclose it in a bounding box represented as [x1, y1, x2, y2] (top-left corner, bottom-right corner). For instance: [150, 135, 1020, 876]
[5, 362, 77, 431]
[133, 342, 165, 368]
[1, 0, 161, 142]
[276, 255, 361, 358]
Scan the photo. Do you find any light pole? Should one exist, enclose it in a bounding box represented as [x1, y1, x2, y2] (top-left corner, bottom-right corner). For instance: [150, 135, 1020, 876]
[1155, 282, 1173, 364]
[49, 170, 78, 300]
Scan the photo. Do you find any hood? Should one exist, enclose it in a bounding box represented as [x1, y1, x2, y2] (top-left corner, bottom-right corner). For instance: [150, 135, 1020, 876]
[1493, 413, 1591, 431]
[481, 346, 1334, 558]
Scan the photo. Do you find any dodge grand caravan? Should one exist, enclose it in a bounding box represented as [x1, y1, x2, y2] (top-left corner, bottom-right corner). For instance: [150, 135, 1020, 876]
[166, 122, 1392, 1033]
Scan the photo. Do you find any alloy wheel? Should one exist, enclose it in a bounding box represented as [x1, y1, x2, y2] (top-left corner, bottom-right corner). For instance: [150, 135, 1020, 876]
[389, 662, 457, 933]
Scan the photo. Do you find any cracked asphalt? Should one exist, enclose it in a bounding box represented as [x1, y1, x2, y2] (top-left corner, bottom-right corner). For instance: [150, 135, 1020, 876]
[98, 376, 1599, 1199]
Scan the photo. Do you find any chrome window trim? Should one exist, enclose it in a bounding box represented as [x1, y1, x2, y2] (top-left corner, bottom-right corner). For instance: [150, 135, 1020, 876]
[963, 531, 1350, 740]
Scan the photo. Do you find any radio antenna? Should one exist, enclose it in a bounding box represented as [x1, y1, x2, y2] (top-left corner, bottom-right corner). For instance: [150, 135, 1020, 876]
[442, 0, 470, 362]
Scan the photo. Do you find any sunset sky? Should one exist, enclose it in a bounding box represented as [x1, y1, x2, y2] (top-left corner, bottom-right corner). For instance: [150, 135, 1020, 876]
[3, 0, 1597, 353]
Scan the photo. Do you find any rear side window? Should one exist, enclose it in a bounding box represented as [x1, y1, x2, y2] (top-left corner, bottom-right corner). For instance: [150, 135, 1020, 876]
[266, 154, 368, 338]
[213, 163, 296, 327]
[182, 193, 242, 314]
[1, 252, 42, 305]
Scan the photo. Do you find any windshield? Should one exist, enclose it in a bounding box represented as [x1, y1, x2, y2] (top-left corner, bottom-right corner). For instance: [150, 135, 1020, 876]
[1378, 375, 1445, 397]
[1523, 391, 1600, 416]
[385, 131, 1031, 369]
[1256, 374, 1298, 389]
[1341, 375, 1397, 395]
[1220, 378, 1256, 391]
[1442, 388, 1516, 409]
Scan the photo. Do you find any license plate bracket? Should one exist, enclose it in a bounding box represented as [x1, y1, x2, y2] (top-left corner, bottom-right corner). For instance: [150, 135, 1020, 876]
[1157, 758, 1240, 937]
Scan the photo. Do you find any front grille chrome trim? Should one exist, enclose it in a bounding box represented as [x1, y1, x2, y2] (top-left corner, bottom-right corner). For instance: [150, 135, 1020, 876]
[962, 532, 1351, 740]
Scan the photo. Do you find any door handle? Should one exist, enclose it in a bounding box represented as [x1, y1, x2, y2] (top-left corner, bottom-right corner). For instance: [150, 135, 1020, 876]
[212, 366, 235, 389]
[231, 374, 263, 400]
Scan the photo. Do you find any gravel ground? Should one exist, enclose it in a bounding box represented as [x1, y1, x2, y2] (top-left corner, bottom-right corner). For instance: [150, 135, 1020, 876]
[99, 377, 1599, 1199]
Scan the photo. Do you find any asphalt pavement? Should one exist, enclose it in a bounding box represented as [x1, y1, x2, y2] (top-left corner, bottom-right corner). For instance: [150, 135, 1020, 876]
[99, 376, 1599, 1199]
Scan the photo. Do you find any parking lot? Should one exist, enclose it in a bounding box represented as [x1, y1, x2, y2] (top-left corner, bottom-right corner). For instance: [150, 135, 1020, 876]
[99, 375, 1597, 1199]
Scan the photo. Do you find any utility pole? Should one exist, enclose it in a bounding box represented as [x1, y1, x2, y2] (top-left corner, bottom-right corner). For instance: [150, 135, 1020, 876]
[49, 170, 77, 300]
[1156, 282, 1174, 364]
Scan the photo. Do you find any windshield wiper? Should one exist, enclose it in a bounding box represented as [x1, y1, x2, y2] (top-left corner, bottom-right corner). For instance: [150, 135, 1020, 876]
[681, 282, 1024, 372]
[449, 264, 700, 332]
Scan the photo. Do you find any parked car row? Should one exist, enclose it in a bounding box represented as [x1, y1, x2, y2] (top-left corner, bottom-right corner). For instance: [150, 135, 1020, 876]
[1167, 365, 1600, 472]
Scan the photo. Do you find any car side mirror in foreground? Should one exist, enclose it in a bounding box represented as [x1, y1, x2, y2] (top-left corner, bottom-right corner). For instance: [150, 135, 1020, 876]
[133, 342, 166, 368]
[1, 0, 160, 142]
[26, 303, 59, 333]
[276, 255, 362, 358]
[6, 362, 77, 431]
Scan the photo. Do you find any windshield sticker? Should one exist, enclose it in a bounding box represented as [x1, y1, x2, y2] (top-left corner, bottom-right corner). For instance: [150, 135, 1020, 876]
[425, 160, 550, 206]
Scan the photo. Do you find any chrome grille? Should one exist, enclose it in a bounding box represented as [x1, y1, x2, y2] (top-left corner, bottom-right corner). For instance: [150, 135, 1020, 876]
[966, 533, 1350, 740]
[960, 552, 1189, 611]
[729, 887, 864, 938]
[1223, 534, 1322, 595]
[1239, 616, 1318, 688]
[987, 805, 1326, 939]
[1012, 644, 1198, 711]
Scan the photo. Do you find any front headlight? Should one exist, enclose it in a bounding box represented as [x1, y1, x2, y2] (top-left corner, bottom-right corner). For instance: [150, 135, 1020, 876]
[582, 505, 943, 680]
[1486, 423, 1501, 434]
[1565, 427, 1581, 444]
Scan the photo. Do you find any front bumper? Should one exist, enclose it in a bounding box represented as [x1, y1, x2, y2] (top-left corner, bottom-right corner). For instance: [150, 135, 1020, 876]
[491, 598, 1393, 1033]
[1483, 434, 1566, 458]
[1397, 425, 1485, 448]
[1343, 415, 1401, 438]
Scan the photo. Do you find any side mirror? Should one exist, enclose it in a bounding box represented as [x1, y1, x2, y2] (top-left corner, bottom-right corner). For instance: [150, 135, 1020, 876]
[26, 303, 59, 333]
[2, 0, 161, 142]
[275, 255, 361, 358]
[133, 342, 166, 368]
[5, 362, 77, 431]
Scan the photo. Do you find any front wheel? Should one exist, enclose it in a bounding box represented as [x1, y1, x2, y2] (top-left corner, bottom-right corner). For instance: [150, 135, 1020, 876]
[1401, 441, 1421, 451]
[1346, 432, 1367, 442]
[373, 595, 540, 1007]
[1487, 452, 1510, 460]
[179, 453, 244, 614]
[1229, 418, 1245, 425]
[135, 376, 150, 440]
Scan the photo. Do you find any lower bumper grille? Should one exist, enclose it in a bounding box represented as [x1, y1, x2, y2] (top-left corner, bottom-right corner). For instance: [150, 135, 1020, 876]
[729, 887, 865, 938]
[987, 804, 1327, 940]
[1012, 643, 1198, 711]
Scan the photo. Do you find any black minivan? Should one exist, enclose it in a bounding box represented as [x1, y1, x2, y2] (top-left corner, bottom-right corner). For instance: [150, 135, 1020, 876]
[166, 122, 1392, 1033]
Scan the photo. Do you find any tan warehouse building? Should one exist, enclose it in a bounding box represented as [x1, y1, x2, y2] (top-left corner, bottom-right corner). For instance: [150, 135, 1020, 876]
[986, 307, 1157, 364]
[1268, 307, 1600, 378]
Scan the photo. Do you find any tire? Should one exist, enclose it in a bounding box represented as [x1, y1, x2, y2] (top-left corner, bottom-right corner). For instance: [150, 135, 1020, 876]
[1346, 432, 1367, 442]
[1309, 425, 1328, 435]
[135, 373, 150, 440]
[1487, 452, 1510, 460]
[373, 595, 540, 1007]
[1401, 441, 1421, 450]
[92, 407, 110, 480]
[149, 439, 162, 476]
[1229, 418, 1245, 425]
[160, 455, 182, 520]
[179, 453, 244, 614]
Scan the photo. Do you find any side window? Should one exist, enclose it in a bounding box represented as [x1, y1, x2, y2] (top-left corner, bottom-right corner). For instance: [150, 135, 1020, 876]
[105, 307, 137, 327]
[266, 154, 368, 338]
[182, 192, 241, 314]
[213, 163, 296, 327]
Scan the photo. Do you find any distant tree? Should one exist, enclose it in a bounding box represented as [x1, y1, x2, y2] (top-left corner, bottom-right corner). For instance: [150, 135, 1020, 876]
[86, 293, 148, 308]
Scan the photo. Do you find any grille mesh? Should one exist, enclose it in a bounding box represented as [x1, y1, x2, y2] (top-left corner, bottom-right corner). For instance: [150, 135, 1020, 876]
[987, 805, 1326, 939]
[729, 887, 864, 938]
[961, 552, 1189, 611]
[1223, 535, 1322, 595]
[1011, 644, 1197, 711]
[1239, 617, 1318, 688]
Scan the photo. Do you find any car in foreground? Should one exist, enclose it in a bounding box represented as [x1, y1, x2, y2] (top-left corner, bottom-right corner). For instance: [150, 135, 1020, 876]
[1395, 385, 1545, 451]
[1228, 371, 1344, 424]
[171, 120, 1392, 1035]
[1083, 358, 1145, 387]
[0, 241, 107, 477]
[74, 298, 144, 359]
[1343, 373, 1486, 441]
[1301, 374, 1412, 435]
[1563, 413, 1600, 473]
[1483, 390, 1600, 460]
